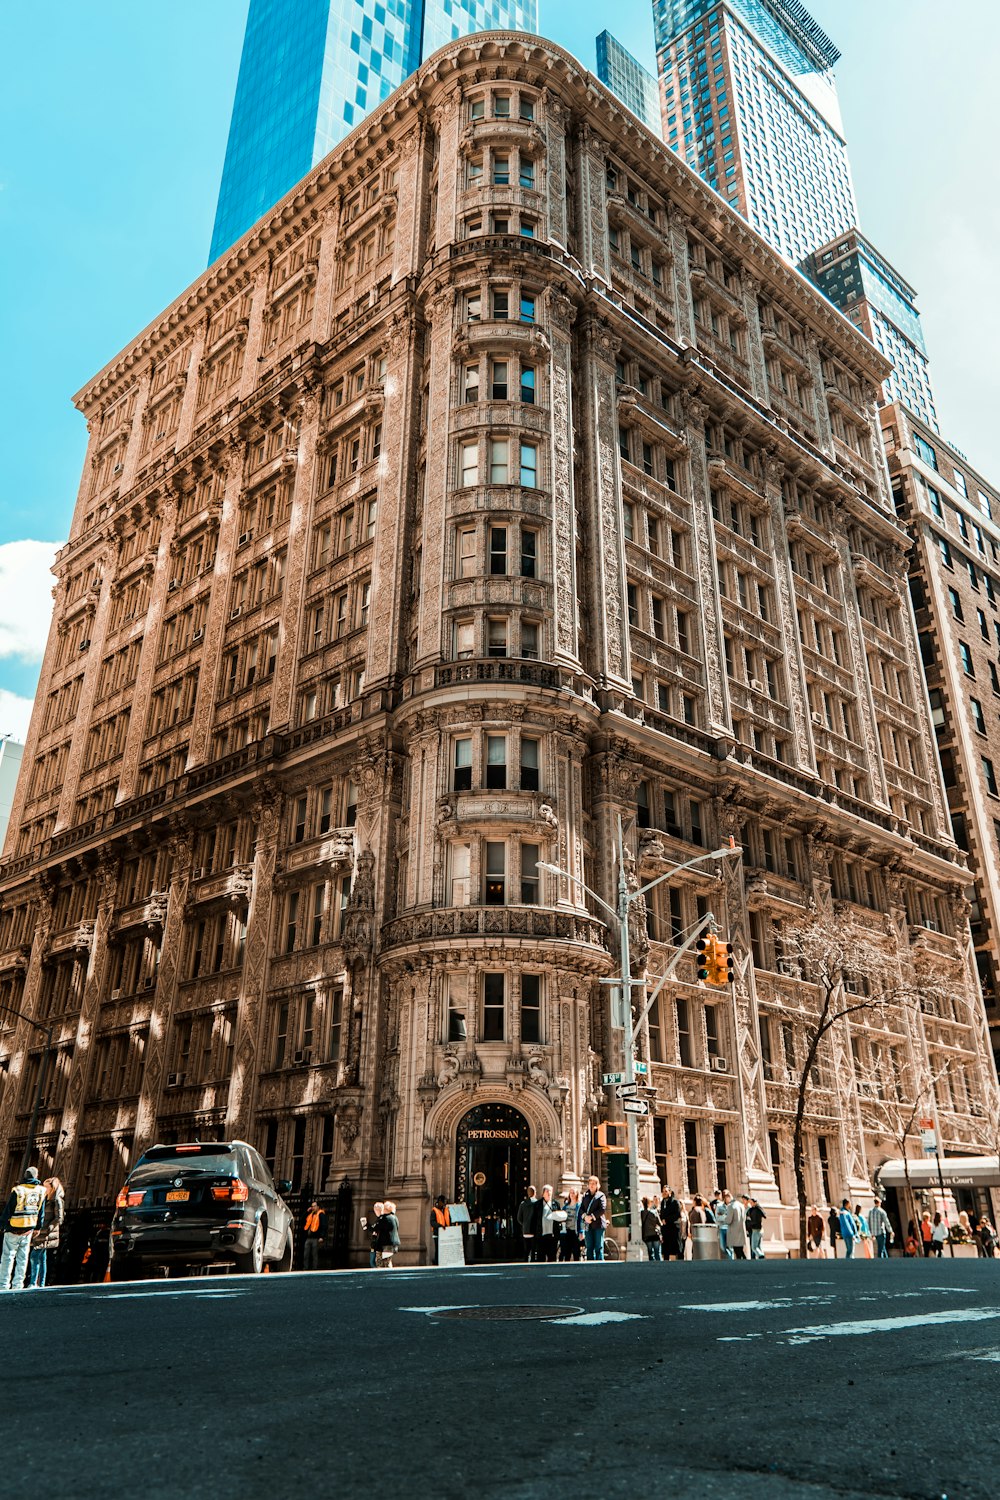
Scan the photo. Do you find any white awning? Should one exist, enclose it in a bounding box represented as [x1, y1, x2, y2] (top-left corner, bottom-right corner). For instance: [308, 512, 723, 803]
[875, 1156, 1000, 1190]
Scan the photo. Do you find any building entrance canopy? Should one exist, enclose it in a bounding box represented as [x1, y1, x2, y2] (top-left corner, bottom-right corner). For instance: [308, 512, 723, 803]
[877, 1157, 1000, 1190]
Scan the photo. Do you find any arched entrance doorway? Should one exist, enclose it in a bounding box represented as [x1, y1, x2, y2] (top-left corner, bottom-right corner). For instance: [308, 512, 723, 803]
[455, 1103, 530, 1262]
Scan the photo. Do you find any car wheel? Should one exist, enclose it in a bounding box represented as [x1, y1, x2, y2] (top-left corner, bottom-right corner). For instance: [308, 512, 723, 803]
[235, 1220, 265, 1275]
[274, 1229, 293, 1273]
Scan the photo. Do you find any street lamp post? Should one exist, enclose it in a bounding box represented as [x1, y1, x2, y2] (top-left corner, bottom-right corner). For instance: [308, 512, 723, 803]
[0, 1003, 55, 1179]
[541, 822, 740, 1261]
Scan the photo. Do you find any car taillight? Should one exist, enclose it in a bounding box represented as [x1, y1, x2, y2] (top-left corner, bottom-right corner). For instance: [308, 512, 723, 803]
[115, 1185, 129, 1209]
[127, 1190, 144, 1207]
[211, 1178, 249, 1203]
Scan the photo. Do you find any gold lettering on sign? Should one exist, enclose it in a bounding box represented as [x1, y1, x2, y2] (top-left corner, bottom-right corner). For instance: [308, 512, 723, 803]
[465, 1129, 521, 1140]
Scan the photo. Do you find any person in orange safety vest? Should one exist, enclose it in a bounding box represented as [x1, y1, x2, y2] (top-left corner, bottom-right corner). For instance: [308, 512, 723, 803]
[302, 1200, 327, 1271]
[430, 1195, 451, 1263]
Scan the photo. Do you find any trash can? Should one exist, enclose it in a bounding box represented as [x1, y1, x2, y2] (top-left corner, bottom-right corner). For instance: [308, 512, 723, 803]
[691, 1224, 723, 1261]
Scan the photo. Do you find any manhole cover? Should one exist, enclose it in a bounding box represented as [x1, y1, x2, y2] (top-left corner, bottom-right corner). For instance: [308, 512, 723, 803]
[435, 1305, 583, 1321]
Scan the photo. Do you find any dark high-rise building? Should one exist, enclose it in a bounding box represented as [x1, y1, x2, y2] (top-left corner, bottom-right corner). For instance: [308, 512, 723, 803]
[596, 30, 661, 134]
[210, 0, 539, 262]
[653, 0, 856, 263]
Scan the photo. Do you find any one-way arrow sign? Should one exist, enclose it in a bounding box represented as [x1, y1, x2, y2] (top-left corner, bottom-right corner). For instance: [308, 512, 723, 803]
[622, 1098, 650, 1116]
[615, 1083, 639, 1098]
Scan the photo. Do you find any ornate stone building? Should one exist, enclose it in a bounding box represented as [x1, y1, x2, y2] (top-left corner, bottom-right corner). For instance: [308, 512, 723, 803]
[0, 34, 995, 1261]
[883, 402, 1000, 1079]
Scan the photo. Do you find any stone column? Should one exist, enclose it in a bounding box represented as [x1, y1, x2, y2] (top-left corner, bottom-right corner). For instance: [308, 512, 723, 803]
[543, 97, 569, 248]
[0, 878, 54, 1152]
[238, 263, 271, 401]
[53, 539, 120, 832]
[57, 852, 121, 1176]
[545, 287, 582, 673]
[669, 210, 696, 345]
[225, 783, 283, 1137]
[577, 317, 630, 693]
[806, 338, 835, 458]
[131, 826, 195, 1157]
[114, 487, 180, 803]
[432, 85, 463, 251]
[185, 437, 245, 768]
[681, 393, 729, 736]
[716, 803, 780, 1204]
[391, 127, 428, 286]
[413, 290, 456, 671]
[310, 199, 342, 344]
[174, 319, 208, 452]
[764, 456, 816, 771]
[739, 272, 769, 406]
[835, 512, 892, 811]
[575, 125, 612, 284]
[118, 373, 152, 494]
[268, 383, 322, 731]
[365, 313, 420, 692]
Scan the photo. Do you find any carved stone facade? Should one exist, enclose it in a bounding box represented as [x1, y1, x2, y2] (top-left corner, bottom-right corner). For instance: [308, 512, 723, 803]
[0, 37, 995, 1261]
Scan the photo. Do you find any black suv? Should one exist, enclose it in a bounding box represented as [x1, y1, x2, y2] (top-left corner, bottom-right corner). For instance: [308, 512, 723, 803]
[109, 1140, 295, 1280]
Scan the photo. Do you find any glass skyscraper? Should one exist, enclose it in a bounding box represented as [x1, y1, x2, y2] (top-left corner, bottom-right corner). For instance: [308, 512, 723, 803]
[653, 0, 857, 264]
[596, 31, 661, 135]
[210, 0, 538, 262]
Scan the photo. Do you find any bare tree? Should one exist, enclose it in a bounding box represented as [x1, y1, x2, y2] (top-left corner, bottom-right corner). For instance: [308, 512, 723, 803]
[779, 906, 925, 1259]
[856, 1055, 952, 1241]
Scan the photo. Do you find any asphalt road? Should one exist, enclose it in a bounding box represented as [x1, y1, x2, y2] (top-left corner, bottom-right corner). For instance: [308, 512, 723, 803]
[4, 1257, 999, 1500]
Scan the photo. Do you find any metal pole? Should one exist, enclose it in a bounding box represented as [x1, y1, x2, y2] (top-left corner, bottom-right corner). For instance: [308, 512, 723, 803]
[933, 1148, 955, 1259]
[20, 1026, 53, 1179]
[617, 816, 644, 1263]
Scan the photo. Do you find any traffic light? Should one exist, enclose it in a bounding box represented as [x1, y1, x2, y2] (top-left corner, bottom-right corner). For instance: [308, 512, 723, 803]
[696, 935, 712, 983]
[593, 1122, 628, 1152]
[709, 940, 735, 987]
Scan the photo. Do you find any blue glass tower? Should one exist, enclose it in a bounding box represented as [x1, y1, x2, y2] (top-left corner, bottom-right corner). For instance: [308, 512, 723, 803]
[596, 31, 661, 135]
[210, 0, 538, 263]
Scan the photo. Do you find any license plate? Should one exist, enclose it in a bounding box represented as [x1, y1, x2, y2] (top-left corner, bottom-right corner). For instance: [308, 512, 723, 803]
[165, 1190, 189, 1202]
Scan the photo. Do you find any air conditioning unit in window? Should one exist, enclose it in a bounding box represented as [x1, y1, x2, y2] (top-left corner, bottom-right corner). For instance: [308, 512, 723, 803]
[710, 1055, 728, 1072]
[192, 866, 206, 880]
[238, 531, 253, 547]
[79, 640, 91, 652]
[168, 579, 180, 592]
[110, 988, 122, 1001]
[192, 627, 204, 642]
[293, 1048, 312, 1065]
[166, 1072, 185, 1088]
[811, 711, 823, 725]
[113, 464, 124, 476]
[750, 678, 764, 693]
[142, 976, 155, 990]
[230, 604, 242, 619]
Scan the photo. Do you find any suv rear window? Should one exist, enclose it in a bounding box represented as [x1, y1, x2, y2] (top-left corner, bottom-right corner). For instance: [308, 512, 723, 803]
[135, 1145, 240, 1175]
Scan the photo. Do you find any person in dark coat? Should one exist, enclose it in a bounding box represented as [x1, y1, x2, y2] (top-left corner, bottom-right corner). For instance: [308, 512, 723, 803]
[302, 1199, 327, 1271]
[641, 1197, 662, 1261]
[375, 1199, 400, 1267]
[659, 1188, 683, 1260]
[29, 1177, 65, 1288]
[827, 1206, 839, 1259]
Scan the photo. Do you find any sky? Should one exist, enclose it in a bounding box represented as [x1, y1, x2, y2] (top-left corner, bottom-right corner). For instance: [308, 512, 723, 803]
[0, 1, 996, 741]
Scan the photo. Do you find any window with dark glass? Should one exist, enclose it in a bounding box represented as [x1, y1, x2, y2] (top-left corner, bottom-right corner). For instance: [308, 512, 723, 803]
[484, 843, 505, 904]
[483, 972, 505, 1040]
[521, 974, 541, 1043]
[453, 738, 472, 792]
[676, 996, 693, 1067]
[520, 845, 539, 905]
[520, 738, 540, 791]
[489, 527, 508, 576]
[486, 735, 507, 789]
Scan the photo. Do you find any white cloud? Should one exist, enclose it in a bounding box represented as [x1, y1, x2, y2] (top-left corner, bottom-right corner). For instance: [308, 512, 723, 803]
[0, 539, 62, 663]
[0, 689, 35, 742]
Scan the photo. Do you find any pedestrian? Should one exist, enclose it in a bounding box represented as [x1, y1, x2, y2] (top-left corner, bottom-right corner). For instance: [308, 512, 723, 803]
[429, 1195, 451, 1264]
[361, 1201, 384, 1267]
[838, 1199, 857, 1259]
[558, 1190, 582, 1261]
[854, 1205, 872, 1259]
[920, 1211, 933, 1257]
[958, 1210, 974, 1241]
[868, 1199, 892, 1260]
[977, 1217, 997, 1258]
[302, 1199, 327, 1271]
[677, 1197, 690, 1260]
[529, 1184, 560, 1262]
[517, 1186, 537, 1262]
[827, 1204, 839, 1259]
[376, 1199, 400, 1267]
[930, 1212, 948, 1257]
[580, 1176, 608, 1261]
[715, 1190, 734, 1260]
[28, 1176, 65, 1289]
[904, 1231, 920, 1257]
[641, 1197, 662, 1261]
[0, 1166, 47, 1292]
[807, 1206, 825, 1258]
[660, 1188, 683, 1261]
[745, 1196, 766, 1259]
[726, 1192, 747, 1260]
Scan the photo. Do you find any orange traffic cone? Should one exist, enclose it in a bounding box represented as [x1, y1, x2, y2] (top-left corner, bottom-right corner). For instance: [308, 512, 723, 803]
[263, 1263, 270, 1273]
[103, 1266, 111, 1283]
